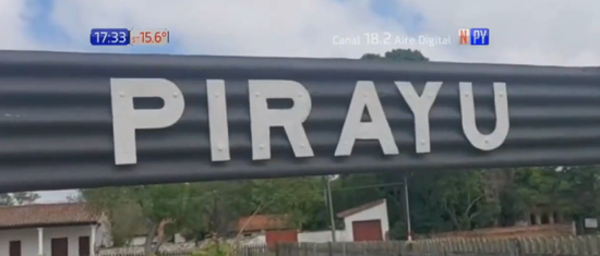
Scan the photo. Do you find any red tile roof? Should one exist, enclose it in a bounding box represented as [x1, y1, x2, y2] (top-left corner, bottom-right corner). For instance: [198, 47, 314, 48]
[237, 214, 293, 233]
[0, 203, 101, 229]
[337, 199, 386, 218]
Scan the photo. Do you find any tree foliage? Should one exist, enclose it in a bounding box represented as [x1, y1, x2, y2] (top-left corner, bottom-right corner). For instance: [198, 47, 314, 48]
[0, 192, 40, 206]
[80, 178, 323, 254]
[80, 184, 189, 254]
[361, 49, 429, 61]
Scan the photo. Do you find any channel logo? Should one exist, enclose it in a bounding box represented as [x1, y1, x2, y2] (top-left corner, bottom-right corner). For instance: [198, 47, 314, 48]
[459, 28, 489, 46]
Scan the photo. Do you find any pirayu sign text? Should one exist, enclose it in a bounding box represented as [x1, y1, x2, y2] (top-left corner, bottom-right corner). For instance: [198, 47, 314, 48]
[110, 78, 510, 165]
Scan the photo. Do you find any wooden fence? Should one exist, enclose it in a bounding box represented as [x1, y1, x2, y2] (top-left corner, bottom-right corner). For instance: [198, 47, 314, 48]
[276, 234, 600, 256]
[239, 243, 275, 256]
[100, 235, 600, 256]
[408, 234, 600, 255]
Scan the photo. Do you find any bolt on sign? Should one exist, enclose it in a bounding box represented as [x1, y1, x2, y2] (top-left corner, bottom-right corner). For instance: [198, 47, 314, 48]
[0, 51, 599, 192]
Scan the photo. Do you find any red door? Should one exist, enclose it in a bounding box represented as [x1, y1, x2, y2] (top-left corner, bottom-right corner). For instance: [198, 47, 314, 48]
[9, 241, 21, 256]
[79, 236, 90, 256]
[352, 220, 383, 241]
[51, 238, 68, 256]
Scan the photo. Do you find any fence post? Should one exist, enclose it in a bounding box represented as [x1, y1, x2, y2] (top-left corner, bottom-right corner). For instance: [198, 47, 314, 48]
[509, 239, 521, 256]
[303, 243, 308, 256]
[328, 242, 333, 256]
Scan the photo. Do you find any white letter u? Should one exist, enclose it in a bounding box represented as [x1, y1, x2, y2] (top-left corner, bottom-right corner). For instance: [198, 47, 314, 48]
[459, 82, 510, 151]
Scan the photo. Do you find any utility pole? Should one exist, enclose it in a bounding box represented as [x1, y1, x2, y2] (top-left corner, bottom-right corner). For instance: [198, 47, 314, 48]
[404, 174, 413, 241]
[325, 176, 337, 242]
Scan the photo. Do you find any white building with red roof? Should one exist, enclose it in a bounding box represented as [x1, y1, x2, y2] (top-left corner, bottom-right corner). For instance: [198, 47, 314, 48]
[0, 203, 110, 256]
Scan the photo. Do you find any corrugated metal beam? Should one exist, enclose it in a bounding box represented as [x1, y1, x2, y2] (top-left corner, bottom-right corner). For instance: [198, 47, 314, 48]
[0, 51, 599, 192]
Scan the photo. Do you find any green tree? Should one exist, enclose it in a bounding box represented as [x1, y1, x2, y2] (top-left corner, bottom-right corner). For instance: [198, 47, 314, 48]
[361, 49, 429, 61]
[11, 192, 40, 205]
[179, 181, 248, 241]
[0, 193, 13, 206]
[435, 170, 497, 230]
[81, 177, 324, 254]
[0, 192, 40, 206]
[237, 178, 324, 233]
[543, 166, 600, 220]
[81, 184, 191, 255]
[406, 170, 466, 234]
[180, 178, 324, 241]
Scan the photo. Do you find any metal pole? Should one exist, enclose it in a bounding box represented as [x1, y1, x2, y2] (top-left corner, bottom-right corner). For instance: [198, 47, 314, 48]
[325, 176, 337, 242]
[403, 174, 413, 241]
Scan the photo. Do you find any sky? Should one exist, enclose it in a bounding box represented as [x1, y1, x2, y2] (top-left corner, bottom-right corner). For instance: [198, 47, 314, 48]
[0, 0, 598, 203]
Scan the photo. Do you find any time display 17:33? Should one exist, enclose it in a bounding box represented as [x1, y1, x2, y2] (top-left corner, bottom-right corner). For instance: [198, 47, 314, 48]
[90, 28, 130, 46]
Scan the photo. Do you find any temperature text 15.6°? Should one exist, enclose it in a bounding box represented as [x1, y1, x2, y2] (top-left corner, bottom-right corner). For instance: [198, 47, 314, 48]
[130, 29, 170, 46]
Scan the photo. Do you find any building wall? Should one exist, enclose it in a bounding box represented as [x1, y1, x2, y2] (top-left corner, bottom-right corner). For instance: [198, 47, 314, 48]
[129, 233, 186, 246]
[297, 230, 350, 242]
[0, 225, 105, 256]
[343, 200, 389, 242]
[240, 234, 267, 245]
[130, 236, 147, 246]
[242, 230, 351, 244]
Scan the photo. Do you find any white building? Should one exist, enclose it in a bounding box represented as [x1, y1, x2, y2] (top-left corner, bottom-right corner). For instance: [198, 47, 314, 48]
[0, 203, 110, 256]
[336, 198, 390, 241]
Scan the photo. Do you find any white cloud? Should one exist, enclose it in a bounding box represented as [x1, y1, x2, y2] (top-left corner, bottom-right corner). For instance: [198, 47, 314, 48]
[0, 0, 38, 50]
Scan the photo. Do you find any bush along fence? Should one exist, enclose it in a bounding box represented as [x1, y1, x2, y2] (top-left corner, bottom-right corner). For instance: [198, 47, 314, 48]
[275, 235, 600, 256]
[100, 244, 271, 256]
[101, 252, 194, 256]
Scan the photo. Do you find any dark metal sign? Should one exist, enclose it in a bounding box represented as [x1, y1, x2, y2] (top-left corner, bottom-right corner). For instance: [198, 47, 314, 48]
[0, 51, 599, 192]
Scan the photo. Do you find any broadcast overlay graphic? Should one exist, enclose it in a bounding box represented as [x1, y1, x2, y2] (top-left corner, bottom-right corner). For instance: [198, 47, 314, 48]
[90, 28, 488, 47]
[459, 28, 490, 45]
[330, 28, 489, 47]
[90, 28, 170, 46]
